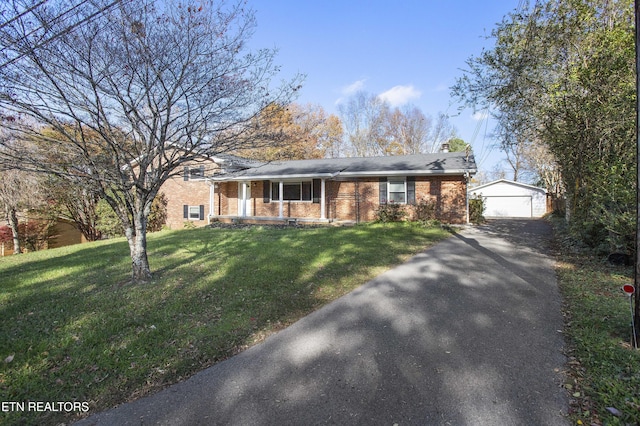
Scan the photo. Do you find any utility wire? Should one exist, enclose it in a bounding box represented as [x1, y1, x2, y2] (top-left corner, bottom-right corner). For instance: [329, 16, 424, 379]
[0, 0, 122, 69]
[0, 0, 49, 31]
[1, 0, 94, 57]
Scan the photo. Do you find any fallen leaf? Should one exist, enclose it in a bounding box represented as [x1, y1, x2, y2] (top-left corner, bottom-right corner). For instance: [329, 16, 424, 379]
[4, 354, 14, 363]
[606, 407, 622, 417]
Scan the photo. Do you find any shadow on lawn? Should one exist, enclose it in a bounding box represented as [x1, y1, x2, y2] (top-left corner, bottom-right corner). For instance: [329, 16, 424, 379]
[0, 223, 447, 425]
[75, 219, 568, 426]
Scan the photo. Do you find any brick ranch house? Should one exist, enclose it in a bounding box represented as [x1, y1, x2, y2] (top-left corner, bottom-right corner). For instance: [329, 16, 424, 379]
[160, 152, 477, 229]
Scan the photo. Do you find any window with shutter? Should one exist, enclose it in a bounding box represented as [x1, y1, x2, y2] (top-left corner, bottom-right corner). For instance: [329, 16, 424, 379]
[184, 205, 205, 220]
[183, 166, 205, 181]
[381, 177, 410, 204]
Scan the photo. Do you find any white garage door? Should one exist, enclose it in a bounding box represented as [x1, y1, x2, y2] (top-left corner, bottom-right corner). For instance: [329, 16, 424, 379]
[484, 196, 532, 218]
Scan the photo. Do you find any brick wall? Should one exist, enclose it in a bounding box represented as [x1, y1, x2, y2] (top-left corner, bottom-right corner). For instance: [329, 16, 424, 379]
[412, 176, 468, 224]
[161, 160, 218, 229]
[214, 176, 468, 224]
[328, 177, 467, 224]
[213, 181, 233, 216]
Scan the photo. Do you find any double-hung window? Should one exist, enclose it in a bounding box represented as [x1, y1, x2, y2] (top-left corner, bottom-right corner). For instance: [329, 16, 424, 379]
[387, 179, 406, 203]
[188, 206, 201, 219]
[183, 166, 205, 181]
[183, 205, 205, 220]
[379, 177, 415, 204]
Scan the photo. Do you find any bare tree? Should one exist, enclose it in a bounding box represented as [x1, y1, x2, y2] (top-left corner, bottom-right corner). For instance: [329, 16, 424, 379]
[338, 91, 388, 157]
[0, 170, 24, 254]
[292, 103, 343, 159]
[45, 174, 103, 241]
[0, 0, 301, 281]
[426, 112, 456, 153]
[385, 105, 431, 154]
[338, 92, 458, 156]
[0, 168, 43, 254]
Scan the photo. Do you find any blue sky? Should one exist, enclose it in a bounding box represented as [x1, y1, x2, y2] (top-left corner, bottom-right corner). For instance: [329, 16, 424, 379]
[248, 1, 522, 174]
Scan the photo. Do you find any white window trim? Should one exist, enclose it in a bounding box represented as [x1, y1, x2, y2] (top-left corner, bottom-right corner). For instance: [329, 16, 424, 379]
[188, 206, 200, 219]
[271, 180, 313, 202]
[185, 166, 206, 181]
[387, 177, 407, 204]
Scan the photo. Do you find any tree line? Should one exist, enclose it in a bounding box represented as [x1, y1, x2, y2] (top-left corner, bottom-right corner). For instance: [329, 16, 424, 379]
[453, 0, 635, 253]
[0, 95, 461, 256]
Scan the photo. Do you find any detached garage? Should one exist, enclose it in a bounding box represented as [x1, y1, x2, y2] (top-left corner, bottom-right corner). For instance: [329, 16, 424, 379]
[470, 179, 548, 218]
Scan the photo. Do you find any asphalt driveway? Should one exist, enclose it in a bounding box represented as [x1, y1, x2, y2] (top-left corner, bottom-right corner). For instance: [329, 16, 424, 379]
[77, 219, 568, 425]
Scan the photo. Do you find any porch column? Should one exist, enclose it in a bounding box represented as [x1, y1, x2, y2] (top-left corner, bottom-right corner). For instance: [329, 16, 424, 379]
[278, 181, 284, 218]
[320, 178, 326, 220]
[209, 183, 215, 223]
[241, 181, 247, 217]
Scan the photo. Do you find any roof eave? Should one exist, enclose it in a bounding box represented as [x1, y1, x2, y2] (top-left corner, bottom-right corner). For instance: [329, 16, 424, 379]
[209, 173, 338, 182]
[337, 169, 476, 177]
[209, 168, 476, 181]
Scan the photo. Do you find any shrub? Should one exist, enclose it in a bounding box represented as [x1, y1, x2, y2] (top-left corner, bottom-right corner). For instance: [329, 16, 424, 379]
[0, 225, 13, 246]
[412, 198, 437, 225]
[375, 202, 407, 223]
[148, 192, 168, 232]
[469, 194, 485, 224]
[96, 199, 124, 238]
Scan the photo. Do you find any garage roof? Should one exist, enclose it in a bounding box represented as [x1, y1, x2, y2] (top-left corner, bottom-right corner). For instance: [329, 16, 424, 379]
[469, 179, 546, 194]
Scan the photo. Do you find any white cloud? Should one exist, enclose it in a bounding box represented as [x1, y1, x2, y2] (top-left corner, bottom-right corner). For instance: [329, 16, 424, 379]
[378, 85, 422, 107]
[341, 79, 366, 95]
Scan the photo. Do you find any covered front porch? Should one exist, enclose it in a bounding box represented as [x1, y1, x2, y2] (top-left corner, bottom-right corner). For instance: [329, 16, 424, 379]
[207, 178, 332, 224]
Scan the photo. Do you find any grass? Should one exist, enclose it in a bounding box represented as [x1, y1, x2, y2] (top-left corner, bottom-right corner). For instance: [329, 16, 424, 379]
[0, 222, 451, 425]
[552, 220, 640, 425]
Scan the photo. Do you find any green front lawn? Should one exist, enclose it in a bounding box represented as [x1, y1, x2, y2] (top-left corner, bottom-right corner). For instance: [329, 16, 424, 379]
[0, 222, 451, 425]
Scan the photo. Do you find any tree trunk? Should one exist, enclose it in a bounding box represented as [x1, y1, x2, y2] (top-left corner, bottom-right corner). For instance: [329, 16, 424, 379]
[7, 207, 20, 255]
[125, 216, 152, 283]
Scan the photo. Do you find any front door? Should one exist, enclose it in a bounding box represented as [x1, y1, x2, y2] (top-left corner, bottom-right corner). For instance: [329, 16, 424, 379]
[237, 182, 252, 217]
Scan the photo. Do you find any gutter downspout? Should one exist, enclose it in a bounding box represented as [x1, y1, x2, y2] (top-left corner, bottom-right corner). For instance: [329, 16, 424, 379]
[278, 181, 284, 218]
[465, 171, 470, 224]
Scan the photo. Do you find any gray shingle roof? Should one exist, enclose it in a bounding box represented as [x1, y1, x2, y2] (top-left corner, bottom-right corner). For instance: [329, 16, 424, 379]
[210, 152, 476, 181]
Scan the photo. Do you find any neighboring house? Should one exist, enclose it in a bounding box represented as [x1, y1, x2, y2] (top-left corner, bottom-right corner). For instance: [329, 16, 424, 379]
[162, 152, 477, 227]
[470, 179, 548, 218]
[1, 215, 87, 256]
